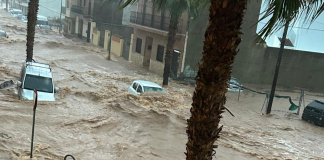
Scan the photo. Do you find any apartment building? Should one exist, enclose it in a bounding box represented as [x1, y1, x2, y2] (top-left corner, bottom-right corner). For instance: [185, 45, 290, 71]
[65, 0, 93, 41]
[129, 0, 188, 77]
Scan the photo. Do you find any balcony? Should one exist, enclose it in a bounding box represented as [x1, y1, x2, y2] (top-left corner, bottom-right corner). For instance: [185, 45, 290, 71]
[130, 11, 183, 34]
[83, 6, 92, 19]
[71, 5, 83, 15]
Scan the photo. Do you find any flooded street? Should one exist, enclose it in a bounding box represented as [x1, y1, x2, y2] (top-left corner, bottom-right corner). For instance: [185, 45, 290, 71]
[0, 9, 324, 160]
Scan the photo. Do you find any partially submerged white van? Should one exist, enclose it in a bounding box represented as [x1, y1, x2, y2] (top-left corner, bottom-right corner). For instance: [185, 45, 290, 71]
[17, 62, 59, 101]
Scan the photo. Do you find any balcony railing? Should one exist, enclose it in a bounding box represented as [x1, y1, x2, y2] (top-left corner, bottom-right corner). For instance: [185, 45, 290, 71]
[83, 6, 92, 18]
[71, 5, 84, 14]
[130, 11, 183, 34]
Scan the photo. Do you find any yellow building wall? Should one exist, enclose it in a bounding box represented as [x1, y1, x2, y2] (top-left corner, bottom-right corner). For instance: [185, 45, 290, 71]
[90, 22, 96, 42]
[111, 36, 123, 57]
[92, 29, 100, 46]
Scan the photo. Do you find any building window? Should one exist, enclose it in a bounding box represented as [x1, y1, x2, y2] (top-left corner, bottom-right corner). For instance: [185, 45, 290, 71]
[84, 0, 86, 6]
[135, 38, 142, 54]
[69, 22, 71, 30]
[156, 45, 164, 62]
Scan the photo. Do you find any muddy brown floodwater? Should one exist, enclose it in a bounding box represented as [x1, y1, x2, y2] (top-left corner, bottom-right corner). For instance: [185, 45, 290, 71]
[0, 9, 324, 160]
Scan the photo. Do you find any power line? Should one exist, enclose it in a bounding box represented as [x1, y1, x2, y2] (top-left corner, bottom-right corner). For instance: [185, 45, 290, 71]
[38, 4, 61, 14]
[251, 20, 324, 32]
[40, 0, 58, 3]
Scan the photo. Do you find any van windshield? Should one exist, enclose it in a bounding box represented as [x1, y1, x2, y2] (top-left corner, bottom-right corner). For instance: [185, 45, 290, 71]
[12, 11, 22, 14]
[37, 20, 48, 25]
[24, 74, 53, 93]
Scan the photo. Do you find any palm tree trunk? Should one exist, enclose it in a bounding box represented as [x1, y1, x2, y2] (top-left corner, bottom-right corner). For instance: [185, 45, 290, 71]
[186, 0, 247, 159]
[162, 14, 179, 86]
[26, 0, 39, 62]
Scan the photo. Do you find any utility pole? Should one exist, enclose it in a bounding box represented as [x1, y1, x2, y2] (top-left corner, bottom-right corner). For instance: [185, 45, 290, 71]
[59, 0, 62, 33]
[107, 1, 114, 60]
[266, 20, 290, 114]
[30, 90, 38, 159]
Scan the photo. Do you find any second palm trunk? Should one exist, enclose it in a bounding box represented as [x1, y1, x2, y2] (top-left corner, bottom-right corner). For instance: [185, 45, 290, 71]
[186, 0, 247, 159]
[162, 15, 179, 86]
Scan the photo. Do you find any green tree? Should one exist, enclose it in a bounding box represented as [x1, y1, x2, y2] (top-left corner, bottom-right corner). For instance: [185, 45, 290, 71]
[26, 0, 40, 62]
[123, 0, 324, 159]
[122, 0, 206, 86]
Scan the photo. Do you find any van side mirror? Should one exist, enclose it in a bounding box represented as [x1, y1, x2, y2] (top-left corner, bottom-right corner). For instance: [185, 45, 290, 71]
[17, 81, 21, 87]
[54, 87, 59, 93]
[6, 36, 8, 38]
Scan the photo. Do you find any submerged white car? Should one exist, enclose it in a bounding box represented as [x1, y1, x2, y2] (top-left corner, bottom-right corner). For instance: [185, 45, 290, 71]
[128, 80, 166, 95]
[17, 62, 59, 101]
[11, 9, 23, 17]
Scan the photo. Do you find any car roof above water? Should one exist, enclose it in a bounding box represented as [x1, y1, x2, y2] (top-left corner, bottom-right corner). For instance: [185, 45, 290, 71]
[12, 9, 22, 12]
[24, 62, 52, 78]
[135, 80, 163, 88]
[307, 100, 324, 110]
[37, 15, 48, 20]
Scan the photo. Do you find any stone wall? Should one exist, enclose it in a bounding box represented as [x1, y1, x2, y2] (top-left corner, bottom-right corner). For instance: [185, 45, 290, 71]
[233, 46, 324, 92]
[131, 52, 143, 66]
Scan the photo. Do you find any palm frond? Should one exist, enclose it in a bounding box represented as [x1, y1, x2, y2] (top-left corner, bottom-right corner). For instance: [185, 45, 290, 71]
[257, 0, 324, 41]
[117, 0, 139, 10]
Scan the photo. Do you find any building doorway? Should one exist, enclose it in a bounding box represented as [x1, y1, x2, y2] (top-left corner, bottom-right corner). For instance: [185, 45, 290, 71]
[171, 50, 181, 78]
[143, 36, 153, 67]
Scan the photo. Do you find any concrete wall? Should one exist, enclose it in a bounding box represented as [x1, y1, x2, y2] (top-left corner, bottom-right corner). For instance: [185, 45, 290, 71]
[149, 59, 164, 76]
[93, 0, 123, 26]
[181, 8, 209, 77]
[131, 52, 144, 66]
[92, 28, 100, 46]
[90, 22, 95, 42]
[237, 47, 324, 91]
[111, 35, 124, 57]
[232, 1, 263, 79]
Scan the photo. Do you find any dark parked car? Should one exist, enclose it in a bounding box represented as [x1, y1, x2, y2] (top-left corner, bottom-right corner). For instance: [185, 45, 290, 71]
[302, 100, 324, 126]
[0, 30, 8, 38]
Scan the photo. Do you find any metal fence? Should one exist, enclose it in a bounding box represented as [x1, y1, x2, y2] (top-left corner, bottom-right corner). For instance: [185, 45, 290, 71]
[130, 11, 184, 34]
